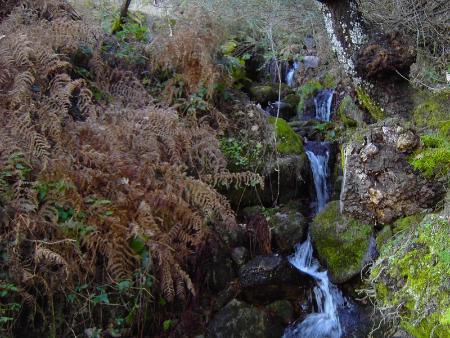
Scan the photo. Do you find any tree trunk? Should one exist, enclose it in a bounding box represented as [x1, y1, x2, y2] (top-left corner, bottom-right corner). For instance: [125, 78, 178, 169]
[317, 0, 416, 118]
[112, 0, 132, 34]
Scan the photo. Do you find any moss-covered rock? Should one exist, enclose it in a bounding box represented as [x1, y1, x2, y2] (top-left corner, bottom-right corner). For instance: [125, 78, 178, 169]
[311, 201, 373, 283]
[392, 214, 424, 234]
[356, 87, 384, 122]
[413, 88, 450, 135]
[284, 93, 300, 108]
[249, 85, 278, 104]
[268, 205, 307, 253]
[266, 300, 294, 324]
[268, 117, 304, 155]
[375, 225, 392, 251]
[296, 79, 322, 116]
[368, 214, 450, 337]
[336, 95, 363, 127]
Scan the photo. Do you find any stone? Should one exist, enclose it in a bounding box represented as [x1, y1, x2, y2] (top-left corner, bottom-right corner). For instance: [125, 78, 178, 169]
[230, 247, 248, 267]
[207, 251, 236, 292]
[302, 55, 320, 68]
[340, 119, 443, 224]
[269, 207, 307, 253]
[266, 300, 294, 324]
[311, 201, 373, 283]
[239, 255, 302, 288]
[266, 101, 295, 120]
[249, 85, 278, 105]
[208, 299, 283, 338]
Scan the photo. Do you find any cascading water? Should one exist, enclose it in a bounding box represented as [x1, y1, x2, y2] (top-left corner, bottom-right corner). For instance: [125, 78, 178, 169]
[283, 141, 345, 338]
[314, 89, 334, 121]
[286, 61, 301, 87]
[283, 237, 344, 338]
[305, 142, 331, 212]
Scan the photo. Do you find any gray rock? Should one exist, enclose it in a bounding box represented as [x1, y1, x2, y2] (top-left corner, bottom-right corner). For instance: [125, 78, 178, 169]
[269, 208, 307, 253]
[239, 255, 303, 288]
[230, 247, 248, 267]
[340, 119, 443, 224]
[208, 299, 283, 338]
[207, 252, 236, 292]
[266, 300, 294, 324]
[303, 56, 320, 68]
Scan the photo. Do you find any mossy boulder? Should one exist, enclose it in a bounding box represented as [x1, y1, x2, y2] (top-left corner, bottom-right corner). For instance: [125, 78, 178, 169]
[249, 85, 278, 104]
[356, 87, 384, 122]
[268, 117, 304, 155]
[412, 88, 450, 135]
[369, 214, 450, 337]
[266, 300, 294, 324]
[208, 299, 283, 338]
[337, 95, 364, 127]
[311, 201, 373, 283]
[296, 79, 323, 117]
[268, 206, 307, 253]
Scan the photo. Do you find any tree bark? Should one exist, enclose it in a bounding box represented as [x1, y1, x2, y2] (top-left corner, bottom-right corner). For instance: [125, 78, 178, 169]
[112, 0, 132, 34]
[317, 0, 416, 118]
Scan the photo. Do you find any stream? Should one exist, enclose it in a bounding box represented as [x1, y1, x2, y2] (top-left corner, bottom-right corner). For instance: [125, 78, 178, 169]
[283, 86, 347, 338]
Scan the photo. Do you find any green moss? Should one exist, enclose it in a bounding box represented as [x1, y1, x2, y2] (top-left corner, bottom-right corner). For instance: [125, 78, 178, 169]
[296, 79, 322, 116]
[356, 87, 384, 122]
[311, 201, 373, 283]
[369, 214, 450, 337]
[409, 134, 450, 178]
[268, 117, 304, 155]
[376, 225, 393, 251]
[321, 73, 336, 89]
[413, 88, 450, 133]
[392, 214, 424, 234]
[337, 96, 358, 128]
[284, 94, 300, 108]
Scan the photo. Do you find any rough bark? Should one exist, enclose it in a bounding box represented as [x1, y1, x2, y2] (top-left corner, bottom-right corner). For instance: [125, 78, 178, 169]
[317, 0, 416, 117]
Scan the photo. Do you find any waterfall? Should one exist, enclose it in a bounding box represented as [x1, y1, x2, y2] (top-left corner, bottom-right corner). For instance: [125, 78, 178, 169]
[283, 141, 343, 338]
[286, 61, 301, 87]
[305, 142, 331, 212]
[314, 89, 334, 121]
[283, 237, 343, 338]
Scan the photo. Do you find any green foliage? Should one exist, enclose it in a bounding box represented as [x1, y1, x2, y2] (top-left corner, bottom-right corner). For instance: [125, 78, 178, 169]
[311, 201, 373, 283]
[336, 96, 358, 128]
[268, 117, 304, 155]
[356, 87, 384, 122]
[296, 79, 322, 116]
[409, 134, 450, 178]
[220, 137, 263, 171]
[0, 282, 20, 333]
[369, 214, 450, 337]
[413, 88, 450, 135]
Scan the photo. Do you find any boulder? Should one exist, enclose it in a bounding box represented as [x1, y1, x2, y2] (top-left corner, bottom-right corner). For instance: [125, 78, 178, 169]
[238, 254, 312, 303]
[249, 85, 278, 104]
[266, 300, 294, 324]
[230, 246, 249, 267]
[266, 101, 295, 120]
[239, 255, 302, 288]
[311, 201, 373, 283]
[340, 119, 443, 224]
[208, 299, 283, 338]
[207, 251, 236, 293]
[268, 207, 307, 253]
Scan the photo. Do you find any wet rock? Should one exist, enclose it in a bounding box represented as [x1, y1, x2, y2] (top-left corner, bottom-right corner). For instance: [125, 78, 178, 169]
[266, 101, 295, 120]
[266, 300, 294, 324]
[207, 251, 236, 293]
[249, 85, 278, 105]
[230, 247, 249, 267]
[340, 119, 443, 224]
[239, 255, 302, 288]
[336, 95, 365, 126]
[302, 56, 320, 68]
[311, 201, 373, 283]
[269, 207, 307, 253]
[208, 299, 283, 338]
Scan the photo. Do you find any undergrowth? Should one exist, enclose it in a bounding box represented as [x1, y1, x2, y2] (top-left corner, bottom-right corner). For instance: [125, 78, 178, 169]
[0, 1, 263, 336]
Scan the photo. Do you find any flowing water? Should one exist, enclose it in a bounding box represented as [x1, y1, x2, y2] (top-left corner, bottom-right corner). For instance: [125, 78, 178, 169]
[314, 89, 334, 121]
[305, 142, 331, 213]
[283, 237, 344, 338]
[283, 119, 345, 336]
[286, 61, 301, 87]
